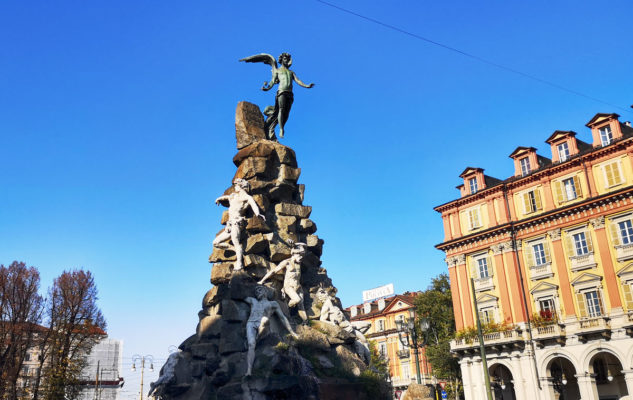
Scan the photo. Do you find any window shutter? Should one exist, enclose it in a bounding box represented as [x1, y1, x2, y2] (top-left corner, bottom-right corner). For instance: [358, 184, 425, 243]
[608, 221, 621, 246]
[525, 245, 535, 267]
[564, 235, 575, 256]
[469, 257, 476, 278]
[487, 256, 494, 277]
[585, 232, 594, 253]
[554, 181, 564, 203]
[613, 162, 623, 185]
[576, 293, 587, 317]
[522, 193, 530, 214]
[623, 283, 633, 310]
[573, 176, 582, 197]
[597, 290, 605, 316]
[534, 190, 543, 211]
[543, 242, 551, 263]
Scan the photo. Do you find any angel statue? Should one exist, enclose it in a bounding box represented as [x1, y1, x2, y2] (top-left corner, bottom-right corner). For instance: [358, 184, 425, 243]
[240, 52, 314, 139]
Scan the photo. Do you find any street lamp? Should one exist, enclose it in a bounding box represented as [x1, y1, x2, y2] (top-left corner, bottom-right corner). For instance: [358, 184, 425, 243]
[396, 312, 423, 385]
[131, 354, 154, 400]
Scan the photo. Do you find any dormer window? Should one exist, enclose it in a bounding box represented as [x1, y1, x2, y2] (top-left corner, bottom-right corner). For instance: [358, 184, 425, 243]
[599, 126, 613, 146]
[557, 142, 570, 162]
[469, 178, 478, 194]
[520, 157, 531, 176]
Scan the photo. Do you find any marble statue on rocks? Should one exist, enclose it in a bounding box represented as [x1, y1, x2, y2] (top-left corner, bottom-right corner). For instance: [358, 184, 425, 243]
[258, 242, 308, 322]
[240, 52, 314, 139]
[244, 286, 298, 376]
[317, 288, 370, 364]
[213, 178, 265, 271]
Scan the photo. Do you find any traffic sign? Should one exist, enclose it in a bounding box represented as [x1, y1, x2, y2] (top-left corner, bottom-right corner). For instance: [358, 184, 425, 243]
[439, 382, 446, 389]
[441, 390, 447, 399]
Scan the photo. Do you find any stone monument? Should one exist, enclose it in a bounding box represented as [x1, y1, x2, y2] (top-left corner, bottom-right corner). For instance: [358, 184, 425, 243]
[150, 101, 391, 399]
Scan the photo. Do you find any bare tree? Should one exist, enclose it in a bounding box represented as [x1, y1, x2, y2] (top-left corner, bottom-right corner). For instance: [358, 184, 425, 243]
[0, 261, 45, 400]
[38, 269, 106, 400]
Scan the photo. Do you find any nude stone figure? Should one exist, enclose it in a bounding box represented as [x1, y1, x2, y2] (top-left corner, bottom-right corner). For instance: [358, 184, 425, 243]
[258, 242, 307, 321]
[213, 179, 265, 271]
[317, 288, 370, 363]
[244, 286, 298, 376]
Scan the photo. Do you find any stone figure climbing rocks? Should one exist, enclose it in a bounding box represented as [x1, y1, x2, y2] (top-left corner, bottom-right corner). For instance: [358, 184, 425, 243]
[213, 178, 265, 271]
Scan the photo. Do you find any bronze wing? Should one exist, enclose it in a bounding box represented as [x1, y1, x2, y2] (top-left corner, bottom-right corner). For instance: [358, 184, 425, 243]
[239, 53, 278, 71]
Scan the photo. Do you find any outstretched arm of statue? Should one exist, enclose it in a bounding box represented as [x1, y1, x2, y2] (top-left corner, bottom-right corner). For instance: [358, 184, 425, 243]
[273, 303, 299, 338]
[262, 71, 277, 91]
[247, 196, 266, 221]
[293, 72, 314, 89]
[215, 195, 229, 205]
[257, 263, 285, 285]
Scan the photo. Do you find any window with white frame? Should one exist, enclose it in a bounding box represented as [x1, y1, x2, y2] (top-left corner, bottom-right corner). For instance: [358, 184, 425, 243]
[599, 126, 613, 146]
[402, 363, 410, 380]
[377, 319, 385, 332]
[379, 342, 387, 357]
[473, 254, 490, 278]
[469, 177, 478, 194]
[467, 207, 482, 230]
[522, 189, 542, 214]
[478, 306, 496, 324]
[584, 290, 603, 317]
[603, 161, 623, 188]
[554, 175, 582, 203]
[563, 178, 577, 200]
[539, 298, 556, 314]
[532, 242, 548, 266]
[557, 142, 570, 162]
[573, 232, 590, 255]
[520, 157, 531, 176]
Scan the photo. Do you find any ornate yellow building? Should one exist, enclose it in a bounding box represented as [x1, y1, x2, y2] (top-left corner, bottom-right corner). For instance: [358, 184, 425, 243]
[347, 292, 430, 393]
[435, 113, 633, 400]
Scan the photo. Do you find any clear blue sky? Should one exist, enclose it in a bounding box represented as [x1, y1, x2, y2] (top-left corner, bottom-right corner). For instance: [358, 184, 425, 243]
[1, 1, 631, 396]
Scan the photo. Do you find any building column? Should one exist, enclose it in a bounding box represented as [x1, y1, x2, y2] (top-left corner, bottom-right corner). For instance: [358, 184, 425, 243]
[548, 228, 576, 318]
[622, 370, 633, 398]
[576, 373, 598, 400]
[461, 359, 476, 400]
[491, 244, 512, 324]
[511, 355, 527, 400]
[590, 216, 623, 309]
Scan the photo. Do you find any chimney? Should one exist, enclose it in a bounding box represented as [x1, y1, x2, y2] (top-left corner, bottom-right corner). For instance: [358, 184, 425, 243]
[350, 306, 357, 318]
[378, 298, 386, 311]
[625, 121, 632, 127]
[363, 303, 371, 314]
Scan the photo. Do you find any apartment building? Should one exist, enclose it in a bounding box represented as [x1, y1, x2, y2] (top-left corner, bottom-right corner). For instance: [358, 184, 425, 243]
[348, 292, 430, 393]
[434, 113, 633, 400]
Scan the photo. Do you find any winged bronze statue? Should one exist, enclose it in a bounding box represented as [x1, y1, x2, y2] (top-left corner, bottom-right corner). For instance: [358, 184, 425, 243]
[240, 53, 314, 140]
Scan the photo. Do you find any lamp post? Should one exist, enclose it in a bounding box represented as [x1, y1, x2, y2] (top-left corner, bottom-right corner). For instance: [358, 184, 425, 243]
[131, 355, 154, 400]
[396, 312, 423, 385]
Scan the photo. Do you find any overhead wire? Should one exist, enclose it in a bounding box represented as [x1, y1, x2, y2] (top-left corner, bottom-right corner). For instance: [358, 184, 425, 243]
[315, 0, 632, 115]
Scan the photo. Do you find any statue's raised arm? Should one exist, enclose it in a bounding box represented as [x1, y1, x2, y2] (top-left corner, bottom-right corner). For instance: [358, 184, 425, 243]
[239, 52, 314, 140]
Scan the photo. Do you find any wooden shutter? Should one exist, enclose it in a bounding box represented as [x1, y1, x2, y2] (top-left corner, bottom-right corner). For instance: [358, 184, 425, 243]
[585, 232, 594, 253]
[573, 175, 583, 197]
[469, 257, 477, 278]
[525, 244, 535, 267]
[487, 256, 494, 277]
[576, 293, 588, 317]
[613, 162, 623, 185]
[554, 181, 564, 203]
[608, 220, 621, 246]
[534, 190, 543, 211]
[543, 242, 552, 263]
[522, 193, 531, 214]
[564, 235, 575, 256]
[623, 283, 633, 310]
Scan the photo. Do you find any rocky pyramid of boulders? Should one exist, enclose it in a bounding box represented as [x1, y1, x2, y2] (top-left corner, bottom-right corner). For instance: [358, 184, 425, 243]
[149, 102, 390, 400]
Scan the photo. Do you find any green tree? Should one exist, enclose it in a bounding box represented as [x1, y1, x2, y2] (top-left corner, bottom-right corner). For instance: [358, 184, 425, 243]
[414, 273, 461, 382]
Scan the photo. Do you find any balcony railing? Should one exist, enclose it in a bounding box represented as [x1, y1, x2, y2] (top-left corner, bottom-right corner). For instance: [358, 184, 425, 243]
[569, 253, 597, 272]
[577, 316, 610, 340]
[615, 243, 633, 262]
[397, 350, 410, 359]
[474, 276, 494, 292]
[530, 263, 553, 280]
[452, 329, 523, 351]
